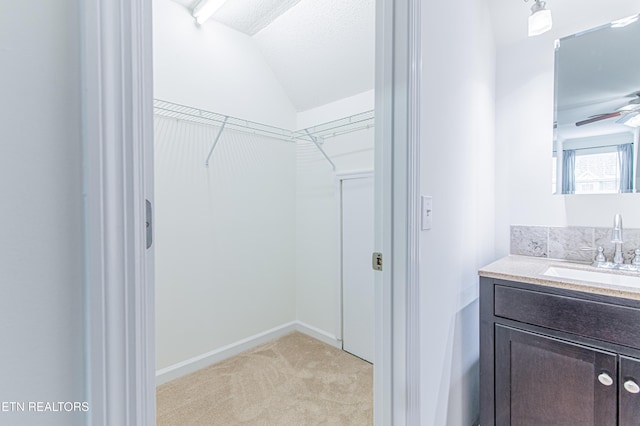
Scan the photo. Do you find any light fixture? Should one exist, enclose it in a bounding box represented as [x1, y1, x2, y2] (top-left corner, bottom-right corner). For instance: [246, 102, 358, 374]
[527, 0, 552, 37]
[192, 0, 227, 25]
[611, 14, 639, 28]
[617, 111, 640, 128]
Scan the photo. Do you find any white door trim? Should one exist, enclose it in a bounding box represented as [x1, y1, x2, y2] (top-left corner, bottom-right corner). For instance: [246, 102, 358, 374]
[405, 0, 422, 422]
[82, 1, 155, 425]
[375, 0, 422, 424]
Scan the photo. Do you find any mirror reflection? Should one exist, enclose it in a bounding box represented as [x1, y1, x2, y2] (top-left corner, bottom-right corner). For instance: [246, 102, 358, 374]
[553, 13, 640, 195]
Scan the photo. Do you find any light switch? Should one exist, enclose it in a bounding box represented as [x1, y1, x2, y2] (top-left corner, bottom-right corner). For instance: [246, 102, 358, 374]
[421, 196, 432, 230]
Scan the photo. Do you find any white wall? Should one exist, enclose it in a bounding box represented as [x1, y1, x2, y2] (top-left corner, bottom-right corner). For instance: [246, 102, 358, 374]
[154, 117, 297, 369]
[153, 0, 297, 129]
[0, 2, 85, 425]
[296, 89, 375, 129]
[494, 1, 640, 257]
[295, 143, 341, 337]
[419, 0, 496, 424]
[295, 94, 374, 341]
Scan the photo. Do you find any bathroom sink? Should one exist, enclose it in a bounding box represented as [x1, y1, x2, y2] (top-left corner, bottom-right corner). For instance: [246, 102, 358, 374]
[543, 266, 640, 288]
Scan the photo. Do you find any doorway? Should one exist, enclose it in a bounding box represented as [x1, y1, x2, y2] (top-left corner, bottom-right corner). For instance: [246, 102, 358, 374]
[152, 0, 378, 421]
[82, 0, 421, 423]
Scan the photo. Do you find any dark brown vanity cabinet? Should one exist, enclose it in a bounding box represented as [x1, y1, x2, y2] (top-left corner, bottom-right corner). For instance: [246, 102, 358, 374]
[480, 277, 640, 426]
[495, 325, 617, 425]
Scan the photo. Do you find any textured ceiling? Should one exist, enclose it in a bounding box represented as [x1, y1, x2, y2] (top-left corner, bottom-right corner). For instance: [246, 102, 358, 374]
[253, 0, 375, 111]
[213, 0, 303, 36]
[168, 0, 375, 112]
[168, 0, 302, 35]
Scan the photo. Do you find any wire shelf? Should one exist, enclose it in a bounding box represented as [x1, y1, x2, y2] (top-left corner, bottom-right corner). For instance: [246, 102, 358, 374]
[154, 99, 375, 142]
[153, 99, 375, 169]
[154, 99, 295, 142]
[294, 110, 375, 141]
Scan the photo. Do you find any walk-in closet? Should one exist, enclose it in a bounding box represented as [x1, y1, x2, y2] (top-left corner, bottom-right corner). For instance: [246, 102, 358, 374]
[152, 0, 376, 423]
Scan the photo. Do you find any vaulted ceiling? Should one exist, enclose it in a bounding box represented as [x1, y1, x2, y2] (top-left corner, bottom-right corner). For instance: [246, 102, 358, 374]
[171, 0, 375, 112]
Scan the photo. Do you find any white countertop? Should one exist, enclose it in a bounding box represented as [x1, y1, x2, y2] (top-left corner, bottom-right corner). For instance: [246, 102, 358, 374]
[479, 255, 640, 301]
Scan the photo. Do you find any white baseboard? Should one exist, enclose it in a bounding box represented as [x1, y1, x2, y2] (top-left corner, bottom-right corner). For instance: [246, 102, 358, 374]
[156, 321, 340, 385]
[294, 321, 342, 349]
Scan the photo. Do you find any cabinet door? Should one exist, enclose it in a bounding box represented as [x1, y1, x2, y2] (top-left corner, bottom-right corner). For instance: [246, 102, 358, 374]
[495, 325, 617, 426]
[620, 356, 640, 426]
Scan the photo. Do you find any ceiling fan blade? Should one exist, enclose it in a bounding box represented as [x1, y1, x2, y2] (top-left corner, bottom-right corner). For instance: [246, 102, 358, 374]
[575, 111, 622, 126]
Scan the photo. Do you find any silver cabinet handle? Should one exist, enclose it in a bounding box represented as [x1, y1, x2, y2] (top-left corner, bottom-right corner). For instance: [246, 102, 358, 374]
[598, 373, 614, 386]
[624, 380, 640, 394]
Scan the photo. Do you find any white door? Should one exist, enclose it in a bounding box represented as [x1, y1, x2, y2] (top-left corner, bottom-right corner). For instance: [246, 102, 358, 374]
[341, 176, 375, 363]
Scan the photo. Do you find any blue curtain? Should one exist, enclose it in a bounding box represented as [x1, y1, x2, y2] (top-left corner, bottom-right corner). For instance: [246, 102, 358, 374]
[617, 143, 634, 193]
[562, 149, 576, 194]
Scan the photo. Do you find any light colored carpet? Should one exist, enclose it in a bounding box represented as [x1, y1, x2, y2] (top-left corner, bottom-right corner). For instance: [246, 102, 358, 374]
[156, 332, 373, 425]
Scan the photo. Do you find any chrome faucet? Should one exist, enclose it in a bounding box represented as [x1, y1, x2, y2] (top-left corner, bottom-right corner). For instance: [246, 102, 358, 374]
[612, 213, 624, 265]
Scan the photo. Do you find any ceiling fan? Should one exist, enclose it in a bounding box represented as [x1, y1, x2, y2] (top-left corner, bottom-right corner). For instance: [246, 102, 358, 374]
[575, 92, 640, 126]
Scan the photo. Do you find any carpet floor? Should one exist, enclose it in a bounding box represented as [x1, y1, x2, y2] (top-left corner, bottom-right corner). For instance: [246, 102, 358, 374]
[156, 332, 373, 425]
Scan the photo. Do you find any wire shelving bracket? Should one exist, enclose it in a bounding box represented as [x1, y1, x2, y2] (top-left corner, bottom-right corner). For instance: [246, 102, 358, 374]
[304, 129, 336, 171]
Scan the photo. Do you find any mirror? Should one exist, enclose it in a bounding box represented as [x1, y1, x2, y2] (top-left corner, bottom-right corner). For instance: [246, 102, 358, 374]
[553, 13, 640, 195]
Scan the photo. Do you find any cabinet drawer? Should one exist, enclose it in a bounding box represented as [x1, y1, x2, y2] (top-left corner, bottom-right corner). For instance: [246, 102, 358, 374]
[494, 285, 640, 349]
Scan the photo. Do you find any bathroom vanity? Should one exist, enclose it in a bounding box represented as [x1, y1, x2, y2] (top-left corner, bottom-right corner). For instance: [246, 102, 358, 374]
[479, 256, 640, 425]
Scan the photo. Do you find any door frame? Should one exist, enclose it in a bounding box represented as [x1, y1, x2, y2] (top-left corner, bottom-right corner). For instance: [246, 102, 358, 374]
[81, 0, 421, 425]
[82, 1, 156, 425]
[375, 0, 422, 423]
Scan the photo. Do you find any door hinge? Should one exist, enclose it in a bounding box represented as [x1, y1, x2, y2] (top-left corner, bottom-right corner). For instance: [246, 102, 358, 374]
[372, 252, 383, 271]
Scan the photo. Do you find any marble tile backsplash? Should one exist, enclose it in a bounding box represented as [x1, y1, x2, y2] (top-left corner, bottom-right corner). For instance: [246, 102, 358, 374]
[511, 225, 640, 264]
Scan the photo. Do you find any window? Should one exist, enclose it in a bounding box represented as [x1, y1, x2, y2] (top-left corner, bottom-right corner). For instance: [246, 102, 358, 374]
[574, 150, 618, 194]
[558, 142, 634, 195]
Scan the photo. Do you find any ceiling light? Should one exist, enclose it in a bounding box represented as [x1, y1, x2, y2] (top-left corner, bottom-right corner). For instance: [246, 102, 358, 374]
[611, 14, 639, 28]
[192, 0, 227, 25]
[617, 111, 640, 128]
[528, 0, 552, 37]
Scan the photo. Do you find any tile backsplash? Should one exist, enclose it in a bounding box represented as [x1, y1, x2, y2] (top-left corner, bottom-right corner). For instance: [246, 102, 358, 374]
[511, 225, 640, 264]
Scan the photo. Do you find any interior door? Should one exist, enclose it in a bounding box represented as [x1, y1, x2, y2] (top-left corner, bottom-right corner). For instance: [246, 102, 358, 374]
[341, 176, 375, 363]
